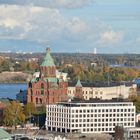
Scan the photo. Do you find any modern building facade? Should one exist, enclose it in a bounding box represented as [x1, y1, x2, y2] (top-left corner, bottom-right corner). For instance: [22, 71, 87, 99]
[27, 48, 68, 106]
[46, 99, 136, 133]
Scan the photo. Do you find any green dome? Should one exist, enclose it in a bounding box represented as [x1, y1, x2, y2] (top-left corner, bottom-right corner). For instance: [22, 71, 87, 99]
[41, 48, 55, 67]
[76, 79, 82, 87]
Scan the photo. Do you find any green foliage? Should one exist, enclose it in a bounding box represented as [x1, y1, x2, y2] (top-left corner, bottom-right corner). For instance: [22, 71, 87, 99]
[62, 65, 140, 83]
[129, 95, 140, 112]
[24, 102, 36, 119]
[35, 105, 46, 115]
[3, 101, 25, 128]
[0, 59, 10, 72]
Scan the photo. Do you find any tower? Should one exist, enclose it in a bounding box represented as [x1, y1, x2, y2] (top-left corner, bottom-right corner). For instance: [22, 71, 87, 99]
[75, 80, 84, 99]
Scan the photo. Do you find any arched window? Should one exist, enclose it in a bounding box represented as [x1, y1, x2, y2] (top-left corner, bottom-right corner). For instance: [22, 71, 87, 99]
[41, 83, 44, 89]
[31, 96, 33, 102]
[40, 98, 42, 104]
[41, 83, 44, 95]
[36, 98, 38, 104]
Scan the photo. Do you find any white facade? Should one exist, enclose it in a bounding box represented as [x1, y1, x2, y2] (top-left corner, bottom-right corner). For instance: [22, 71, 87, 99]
[33, 70, 68, 81]
[124, 127, 140, 139]
[68, 84, 136, 100]
[46, 100, 135, 134]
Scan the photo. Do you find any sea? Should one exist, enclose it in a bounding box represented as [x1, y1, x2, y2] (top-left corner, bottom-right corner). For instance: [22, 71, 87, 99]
[0, 83, 27, 99]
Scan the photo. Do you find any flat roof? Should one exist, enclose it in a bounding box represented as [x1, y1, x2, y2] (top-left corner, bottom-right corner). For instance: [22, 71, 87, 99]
[68, 81, 134, 88]
[55, 98, 132, 107]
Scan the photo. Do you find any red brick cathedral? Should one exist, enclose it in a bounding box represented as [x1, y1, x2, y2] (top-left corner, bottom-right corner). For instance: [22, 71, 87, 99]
[27, 48, 68, 106]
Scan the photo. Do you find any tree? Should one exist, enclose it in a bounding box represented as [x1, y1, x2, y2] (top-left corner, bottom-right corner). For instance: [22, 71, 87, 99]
[129, 95, 140, 112]
[3, 101, 25, 129]
[24, 102, 36, 119]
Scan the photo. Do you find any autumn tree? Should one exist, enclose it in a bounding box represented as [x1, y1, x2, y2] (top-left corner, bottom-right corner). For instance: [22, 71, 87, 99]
[129, 95, 140, 112]
[3, 101, 25, 129]
[24, 102, 36, 119]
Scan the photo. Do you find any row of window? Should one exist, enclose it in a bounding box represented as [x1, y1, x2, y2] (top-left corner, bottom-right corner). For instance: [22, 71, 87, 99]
[71, 122, 134, 128]
[71, 108, 134, 113]
[48, 113, 134, 119]
[48, 117, 134, 123]
[71, 118, 134, 122]
[48, 108, 134, 113]
[68, 90, 103, 95]
[47, 122, 134, 128]
[70, 113, 134, 118]
[82, 127, 114, 132]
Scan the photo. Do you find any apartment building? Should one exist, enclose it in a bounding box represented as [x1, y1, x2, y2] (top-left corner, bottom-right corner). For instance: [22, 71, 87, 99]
[46, 99, 135, 134]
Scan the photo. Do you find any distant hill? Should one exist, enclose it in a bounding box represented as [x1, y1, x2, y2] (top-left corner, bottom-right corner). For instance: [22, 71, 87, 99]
[0, 71, 31, 83]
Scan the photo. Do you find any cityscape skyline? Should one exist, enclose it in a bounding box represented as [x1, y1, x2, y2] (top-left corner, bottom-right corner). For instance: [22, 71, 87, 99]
[0, 0, 140, 53]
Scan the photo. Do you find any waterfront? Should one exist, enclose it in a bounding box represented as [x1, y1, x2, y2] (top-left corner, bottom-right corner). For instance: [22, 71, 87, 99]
[0, 83, 27, 99]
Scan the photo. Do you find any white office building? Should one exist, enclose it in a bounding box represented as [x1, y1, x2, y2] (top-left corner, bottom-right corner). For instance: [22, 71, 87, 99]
[46, 99, 136, 134]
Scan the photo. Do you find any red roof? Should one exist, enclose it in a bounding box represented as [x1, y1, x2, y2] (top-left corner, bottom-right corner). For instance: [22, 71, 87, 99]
[0, 103, 6, 109]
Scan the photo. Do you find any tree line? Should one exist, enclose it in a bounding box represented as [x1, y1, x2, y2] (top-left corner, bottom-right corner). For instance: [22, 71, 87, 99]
[62, 65, 140, 83]
[1, 101, 45, 129]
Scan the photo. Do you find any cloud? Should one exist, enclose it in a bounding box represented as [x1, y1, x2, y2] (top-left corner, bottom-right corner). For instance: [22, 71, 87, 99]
[98, 30, 124, 45]
[0, 3, 125, 52]
[0, 4, 90, 43]
[0, 0, 93, 9]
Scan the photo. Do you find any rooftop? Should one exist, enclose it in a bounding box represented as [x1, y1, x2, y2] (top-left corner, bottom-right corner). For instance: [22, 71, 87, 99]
[0, 129, 11, 139]
[68, 81, 134, 87]
[40, 48, 55, 67]
[56, 98, 132, 107]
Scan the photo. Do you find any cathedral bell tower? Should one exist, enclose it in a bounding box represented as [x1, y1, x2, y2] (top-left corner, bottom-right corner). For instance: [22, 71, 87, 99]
[40, 48, 56, 78]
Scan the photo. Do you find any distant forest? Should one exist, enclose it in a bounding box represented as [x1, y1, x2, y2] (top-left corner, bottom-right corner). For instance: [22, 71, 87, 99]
[0, 52, 140, 83]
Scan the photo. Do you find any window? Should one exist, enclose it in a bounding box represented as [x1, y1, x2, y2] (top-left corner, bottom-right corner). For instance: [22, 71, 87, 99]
[95, 91, 98, 95]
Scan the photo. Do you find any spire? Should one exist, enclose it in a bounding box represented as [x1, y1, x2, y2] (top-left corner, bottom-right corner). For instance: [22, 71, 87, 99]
[76, 79, 82, 87]
[41, 48, 55, 67]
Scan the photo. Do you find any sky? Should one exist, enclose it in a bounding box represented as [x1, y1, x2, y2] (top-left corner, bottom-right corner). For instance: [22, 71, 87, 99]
[0, 0, 140, 53]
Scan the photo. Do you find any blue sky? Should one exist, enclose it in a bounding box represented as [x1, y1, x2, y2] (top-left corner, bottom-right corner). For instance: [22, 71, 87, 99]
[0, 0, 140, 53]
